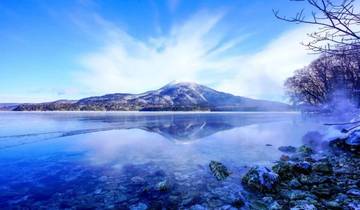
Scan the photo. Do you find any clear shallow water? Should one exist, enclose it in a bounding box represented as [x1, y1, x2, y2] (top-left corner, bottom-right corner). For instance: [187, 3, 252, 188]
[0, 112, 318, 209]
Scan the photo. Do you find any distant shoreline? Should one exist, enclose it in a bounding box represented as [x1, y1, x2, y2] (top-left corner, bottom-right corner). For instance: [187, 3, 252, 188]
[0, 110, 300, 114]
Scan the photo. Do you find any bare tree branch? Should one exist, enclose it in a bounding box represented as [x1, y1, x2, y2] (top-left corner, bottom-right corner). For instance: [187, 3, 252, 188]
[274, 0, 360, 54]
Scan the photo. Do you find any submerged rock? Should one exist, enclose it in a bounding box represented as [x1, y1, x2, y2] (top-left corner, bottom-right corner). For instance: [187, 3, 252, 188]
[242, 166, 279, 193]
[209, 161, 231, 181]
[219, 205, 238, 210]
[156, 180, 169, 192]
[131, 176, 146, 185]
[278, 146, 297, 153]
[129, 202, 148, 210]
[210, 184, 246, 208]
[189, 204, 208, 210]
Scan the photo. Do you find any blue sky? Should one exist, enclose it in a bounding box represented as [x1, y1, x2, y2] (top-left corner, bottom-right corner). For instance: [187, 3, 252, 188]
[0, 0, 318, 103]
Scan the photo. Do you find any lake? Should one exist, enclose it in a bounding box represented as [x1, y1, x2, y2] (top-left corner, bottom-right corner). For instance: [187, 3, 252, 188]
[0, 112, 320, 209]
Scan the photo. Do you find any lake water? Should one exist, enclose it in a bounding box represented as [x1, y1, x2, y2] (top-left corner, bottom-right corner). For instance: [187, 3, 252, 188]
[0, 112, 320, 209]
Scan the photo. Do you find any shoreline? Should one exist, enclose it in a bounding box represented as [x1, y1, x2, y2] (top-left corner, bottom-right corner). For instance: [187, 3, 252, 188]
[240, 130, 360, 209]
[0, 110, 301, 114]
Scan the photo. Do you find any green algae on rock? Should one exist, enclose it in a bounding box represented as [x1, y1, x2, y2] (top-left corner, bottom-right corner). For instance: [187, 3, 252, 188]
[209, 161, 231, 181]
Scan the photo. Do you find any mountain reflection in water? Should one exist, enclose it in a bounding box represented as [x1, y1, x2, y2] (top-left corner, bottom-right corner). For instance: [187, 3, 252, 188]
[0, 112, 300, 147]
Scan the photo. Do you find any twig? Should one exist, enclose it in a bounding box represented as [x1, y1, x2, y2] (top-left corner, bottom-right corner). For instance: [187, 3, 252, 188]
[324, 120, 360, 125]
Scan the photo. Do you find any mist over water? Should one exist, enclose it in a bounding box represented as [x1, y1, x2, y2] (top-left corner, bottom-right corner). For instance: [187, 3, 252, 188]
[0, 112, 325, 208]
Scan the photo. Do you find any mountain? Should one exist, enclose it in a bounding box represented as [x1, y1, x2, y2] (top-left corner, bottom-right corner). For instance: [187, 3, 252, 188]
[0, 103, 20, 111]
[12, 82, 291, 111]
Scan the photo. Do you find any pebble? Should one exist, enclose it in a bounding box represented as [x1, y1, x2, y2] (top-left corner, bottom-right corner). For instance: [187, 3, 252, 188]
[347, 188, 360, 197]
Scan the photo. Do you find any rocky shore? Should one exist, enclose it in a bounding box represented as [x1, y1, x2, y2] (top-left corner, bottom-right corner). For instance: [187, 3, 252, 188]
[242, 131, 360, 210]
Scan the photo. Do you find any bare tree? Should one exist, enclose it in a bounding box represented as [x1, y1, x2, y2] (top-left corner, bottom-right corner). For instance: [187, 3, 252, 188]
[285, 49, 360, 107]
[274, 0, 360, 54]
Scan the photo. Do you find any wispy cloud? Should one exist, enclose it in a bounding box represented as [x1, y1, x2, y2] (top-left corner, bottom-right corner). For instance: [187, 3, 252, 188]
[75, 10, 316, 101]
[217, 25, 318, 101]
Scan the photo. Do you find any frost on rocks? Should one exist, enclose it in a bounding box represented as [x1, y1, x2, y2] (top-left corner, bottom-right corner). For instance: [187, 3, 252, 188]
[242, 166, 279, 193]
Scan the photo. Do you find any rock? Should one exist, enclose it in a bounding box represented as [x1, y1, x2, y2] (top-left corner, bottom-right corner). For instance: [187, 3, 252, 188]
[266, 144, 273, 146]
[290, 203, 317, 210]
[329, 138, 346, 150]
[280, 189, 308, 200]
[312, 161, 333, 174]
[189, 204, 208, 210]
[335, 193, 348, 203]
[289, 178, 302, 189]
[330, 136, 360, 155]
[293, 161, 312, 174]
[279, 146, 297, 153]
[129, 202, 148, 210]
[181, 195, 197, 206]
[272, 161, 294, 180]
[346, 130, 360, 146]
[248, 200, 268, 210]
[280, 155, 290, 161]
[242, 166, 279, 193]
[211, 185, 245, 207]
[311, 184, 333, 198]
[297, 145, 313, 155]
[268, 201, 282, 210]
[304, 156, 315, 162]
[289, 153, 303, 161]
[209, 161, 231, 181]
[347, 188, 360, 197]
[261, 196, 273, 204]
[260, 197, 282, 210]
[299, 174, 330, 185]
[219, 205, 238, 210]
[324, 201, 342, 209]
[245, 140, 359, 209]
[156, 180, 169, 192]
[348, 201, 360, 210]
[231, 198, 245, 208]
[131, 176, 146, 184]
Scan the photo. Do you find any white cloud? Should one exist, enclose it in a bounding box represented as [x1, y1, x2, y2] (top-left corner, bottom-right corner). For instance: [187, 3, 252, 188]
[217, 25, 318, 101]
[76, 10, 317, 101]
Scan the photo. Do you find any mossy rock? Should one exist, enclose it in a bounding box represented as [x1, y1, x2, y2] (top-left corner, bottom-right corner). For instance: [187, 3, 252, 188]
[209, 160, 230, 181]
